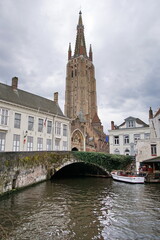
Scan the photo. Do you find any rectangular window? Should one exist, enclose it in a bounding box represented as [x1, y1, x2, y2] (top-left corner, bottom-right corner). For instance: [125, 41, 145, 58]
[55, 122, 61, 135]
[13, 134, 20, 151]
[63, 141, 68, 150]
[38, 118, 43, 132]
[0, 109, 9, 125]
[63, 124, 67, 136]
[14, 113, 21, 129]
[37, 137, 43, 151]
[0, 132, 6, 151]
[114, 136, 119, 145]
[151, 144, 157, 156]
[55, 139, 60, 150]
[124, 135, 129, 144]
[144, 133, 150, 139]
[27, 136, 33, 151]
[47, 121, 52, 134]
[128, 121, 134, 128]
[47, 139, 52, 151]
[134, 134, 140, 144]
[28, 116, 34, 131]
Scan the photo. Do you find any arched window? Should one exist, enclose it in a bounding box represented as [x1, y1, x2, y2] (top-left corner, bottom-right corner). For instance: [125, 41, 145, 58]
[124, 149, 130, 155]
[114, 148, 120, 155]
[71, 70, 74, 78]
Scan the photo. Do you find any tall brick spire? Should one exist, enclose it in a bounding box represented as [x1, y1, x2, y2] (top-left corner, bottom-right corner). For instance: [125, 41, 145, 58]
[74, 11, 87, 57]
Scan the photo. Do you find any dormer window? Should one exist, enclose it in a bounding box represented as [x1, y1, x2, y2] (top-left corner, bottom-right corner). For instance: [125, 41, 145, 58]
[128, 120, 134, 127]
[126, 120, 135, 128]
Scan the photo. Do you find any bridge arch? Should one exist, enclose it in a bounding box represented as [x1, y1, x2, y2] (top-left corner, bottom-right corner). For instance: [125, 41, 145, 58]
[52, 161, 109, 179]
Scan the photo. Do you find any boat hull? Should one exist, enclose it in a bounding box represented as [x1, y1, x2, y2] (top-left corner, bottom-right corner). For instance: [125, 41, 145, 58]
[111, 173, 145, 184]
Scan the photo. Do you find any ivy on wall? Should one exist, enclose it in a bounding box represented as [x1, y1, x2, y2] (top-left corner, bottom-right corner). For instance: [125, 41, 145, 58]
[0, 152, 71, 171]
[72, 152, 132, 172]
[0, 151, 132, 173]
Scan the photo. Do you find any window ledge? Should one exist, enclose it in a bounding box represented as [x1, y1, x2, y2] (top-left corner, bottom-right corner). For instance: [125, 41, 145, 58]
[0, 125, 9, 131]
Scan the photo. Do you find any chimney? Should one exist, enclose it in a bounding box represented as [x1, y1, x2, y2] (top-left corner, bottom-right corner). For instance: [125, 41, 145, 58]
[54, 92, 58, 104]
[149, 107, 153, 119]
[111, 121, 115, 130]
[12, 77, 18, 90]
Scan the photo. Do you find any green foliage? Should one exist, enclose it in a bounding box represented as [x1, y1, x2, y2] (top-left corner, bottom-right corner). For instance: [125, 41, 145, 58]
[17, 152, 71, 169]
[0, 152, 72, 173]
[4, 160, 10, 168]
[1, 151, 131, 174]
[72, 151, 132, 172]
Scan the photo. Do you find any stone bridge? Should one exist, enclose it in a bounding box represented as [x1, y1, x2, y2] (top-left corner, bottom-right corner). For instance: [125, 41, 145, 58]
[0, 151, 111, 195]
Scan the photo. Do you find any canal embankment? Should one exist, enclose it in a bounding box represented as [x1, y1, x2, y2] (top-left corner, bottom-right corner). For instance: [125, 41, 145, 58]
[0, 151, 132, 196]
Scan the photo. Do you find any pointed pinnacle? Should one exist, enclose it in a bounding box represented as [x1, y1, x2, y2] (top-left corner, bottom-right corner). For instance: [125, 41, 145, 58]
[89, 44, 92, 52]
[78, 11, 83, 25]
[69, 42, 71, 51]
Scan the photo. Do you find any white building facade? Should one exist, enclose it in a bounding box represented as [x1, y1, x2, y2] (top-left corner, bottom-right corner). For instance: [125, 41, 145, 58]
[0, 77, 71, 152]
[136, 108, 160, 170]
[108, 117, 150, 156]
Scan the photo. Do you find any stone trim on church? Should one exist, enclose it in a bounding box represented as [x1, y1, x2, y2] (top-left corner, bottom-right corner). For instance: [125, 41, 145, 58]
[64, 12, 108, 152]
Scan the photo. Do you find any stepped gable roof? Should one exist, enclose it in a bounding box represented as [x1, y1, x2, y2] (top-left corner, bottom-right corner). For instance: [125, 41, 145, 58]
[92, 112, 101, 124]
[0, 82, 64, 116]
[154, 108, 160, 118]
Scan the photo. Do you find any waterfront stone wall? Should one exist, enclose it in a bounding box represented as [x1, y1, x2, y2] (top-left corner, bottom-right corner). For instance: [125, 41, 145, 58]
[0, 151, 71, 195]
[0, 165, 47, 194]
[0, 151, 131, 196]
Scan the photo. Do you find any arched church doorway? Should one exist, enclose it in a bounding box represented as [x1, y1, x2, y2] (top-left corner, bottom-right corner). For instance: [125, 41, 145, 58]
[71, 129, 85, 151]
[72, 147, 79, 151]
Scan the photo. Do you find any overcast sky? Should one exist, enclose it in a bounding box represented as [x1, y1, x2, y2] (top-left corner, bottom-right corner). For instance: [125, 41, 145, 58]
[0, 0, 160, 133]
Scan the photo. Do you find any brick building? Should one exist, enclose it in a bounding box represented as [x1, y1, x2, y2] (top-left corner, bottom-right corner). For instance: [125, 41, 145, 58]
[64, 12, 108, 152]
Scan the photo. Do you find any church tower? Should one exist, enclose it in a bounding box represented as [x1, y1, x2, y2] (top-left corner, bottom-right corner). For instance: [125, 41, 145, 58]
[65, 11, 97, 122]
[64, 12, 108, 152]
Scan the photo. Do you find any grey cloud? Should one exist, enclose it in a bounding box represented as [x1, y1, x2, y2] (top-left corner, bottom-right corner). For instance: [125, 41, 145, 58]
[0, 0, 160, 132]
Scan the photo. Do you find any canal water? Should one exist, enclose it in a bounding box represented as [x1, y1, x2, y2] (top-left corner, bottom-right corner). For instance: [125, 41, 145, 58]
[0, 178, 160, 240]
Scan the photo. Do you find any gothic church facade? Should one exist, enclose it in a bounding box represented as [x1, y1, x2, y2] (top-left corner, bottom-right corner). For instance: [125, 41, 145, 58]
[64, 12, 108, 152]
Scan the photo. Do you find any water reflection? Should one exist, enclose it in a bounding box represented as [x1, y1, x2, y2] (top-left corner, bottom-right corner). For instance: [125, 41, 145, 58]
[0, 178, 160, 240]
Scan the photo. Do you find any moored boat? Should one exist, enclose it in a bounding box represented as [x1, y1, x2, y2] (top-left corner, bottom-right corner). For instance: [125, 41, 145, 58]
[111, 170, 145, 184]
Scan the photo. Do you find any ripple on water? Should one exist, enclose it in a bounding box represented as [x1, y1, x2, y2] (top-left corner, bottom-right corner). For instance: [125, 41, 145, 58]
[0, 178, 160, 240]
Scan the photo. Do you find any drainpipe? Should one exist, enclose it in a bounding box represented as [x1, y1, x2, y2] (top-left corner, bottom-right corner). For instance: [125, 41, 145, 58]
[83, 133, 86, 151]
[52, 115, 55, 151]
[68, 121, 71, 151]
